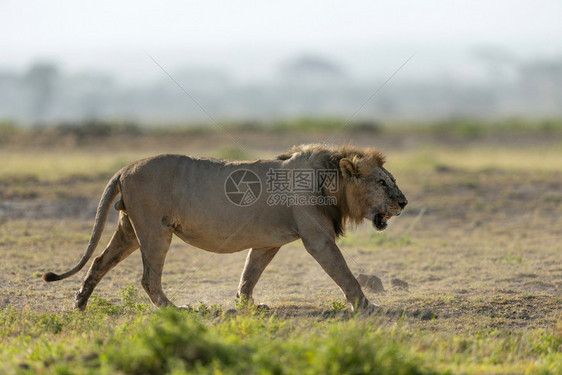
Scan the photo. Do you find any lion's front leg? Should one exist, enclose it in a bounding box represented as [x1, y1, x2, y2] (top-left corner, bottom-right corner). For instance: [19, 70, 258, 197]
[301, 235, 372, 312]
[295, 209, 374, 313]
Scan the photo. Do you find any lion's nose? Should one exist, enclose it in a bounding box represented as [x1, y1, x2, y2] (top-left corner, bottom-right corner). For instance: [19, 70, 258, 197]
[399, 200, 408, 209]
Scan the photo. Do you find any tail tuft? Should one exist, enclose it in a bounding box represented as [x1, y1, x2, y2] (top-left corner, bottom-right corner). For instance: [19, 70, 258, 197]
[42, 272, 60, 283]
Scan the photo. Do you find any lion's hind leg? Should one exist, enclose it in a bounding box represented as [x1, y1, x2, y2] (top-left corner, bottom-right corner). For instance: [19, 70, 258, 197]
[136, 226, 174, 308]
[75, 212, 140, 310]
[236, 247, 280, 304]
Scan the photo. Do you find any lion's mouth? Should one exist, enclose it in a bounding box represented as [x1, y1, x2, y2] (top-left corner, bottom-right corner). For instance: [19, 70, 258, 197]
[373, 214, 391, 231]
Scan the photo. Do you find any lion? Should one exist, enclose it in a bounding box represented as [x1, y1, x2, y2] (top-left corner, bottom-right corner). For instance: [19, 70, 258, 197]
[42, 144, 407, 313]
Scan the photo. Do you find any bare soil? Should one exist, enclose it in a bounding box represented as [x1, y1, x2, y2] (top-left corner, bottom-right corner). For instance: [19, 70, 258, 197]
[1, 130, 560, 335]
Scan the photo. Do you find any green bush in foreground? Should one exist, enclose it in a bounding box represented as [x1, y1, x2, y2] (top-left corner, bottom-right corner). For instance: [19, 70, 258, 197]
[1, 289, 559, 374]
[2, 307, 439, 375]
[104, 309, 438, 375]
[105, 309, 238, 374]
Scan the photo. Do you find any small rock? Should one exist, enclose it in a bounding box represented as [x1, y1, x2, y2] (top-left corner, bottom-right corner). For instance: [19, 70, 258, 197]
[357, 274, 385, 293]
[391, 278, 409, 290]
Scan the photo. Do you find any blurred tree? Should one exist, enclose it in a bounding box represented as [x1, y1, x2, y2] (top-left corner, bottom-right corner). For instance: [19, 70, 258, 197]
[24, 62, 59, 125]
[279, 55, 345, 86]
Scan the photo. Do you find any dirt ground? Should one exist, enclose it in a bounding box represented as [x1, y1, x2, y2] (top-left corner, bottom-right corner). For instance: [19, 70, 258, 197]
[1, 128, 560, 335]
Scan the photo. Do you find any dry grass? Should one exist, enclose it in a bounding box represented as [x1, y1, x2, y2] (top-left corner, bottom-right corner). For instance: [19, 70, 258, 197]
[0, 125, 561, 374]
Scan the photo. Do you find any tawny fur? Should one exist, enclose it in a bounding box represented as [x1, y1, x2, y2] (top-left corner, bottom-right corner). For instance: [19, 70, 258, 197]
[42, 144, 407, 313]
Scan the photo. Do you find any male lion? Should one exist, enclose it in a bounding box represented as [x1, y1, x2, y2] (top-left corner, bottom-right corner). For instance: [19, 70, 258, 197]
[43, 144, 407, 313]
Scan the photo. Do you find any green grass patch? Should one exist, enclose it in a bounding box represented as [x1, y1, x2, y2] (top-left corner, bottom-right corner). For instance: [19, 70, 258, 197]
[392, 117, 562, 137]
[340, 231, 413, 250]
[211, 146, 257, 161]
[0, 150, 143, 181]
[389, 144, 562, 173]
[0, 305, 442, 375]
[1, 298, 560, 374]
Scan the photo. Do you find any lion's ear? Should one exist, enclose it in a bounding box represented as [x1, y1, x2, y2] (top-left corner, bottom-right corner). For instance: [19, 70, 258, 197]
[339, 158, 358, 179]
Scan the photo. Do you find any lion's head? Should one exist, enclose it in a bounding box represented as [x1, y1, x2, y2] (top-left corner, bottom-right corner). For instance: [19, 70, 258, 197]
[338, 155, 407, 231]
[278, 144, 407, 234]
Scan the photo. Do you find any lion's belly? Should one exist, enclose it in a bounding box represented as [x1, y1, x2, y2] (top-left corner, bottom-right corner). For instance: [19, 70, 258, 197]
[173, 221, 299, 253]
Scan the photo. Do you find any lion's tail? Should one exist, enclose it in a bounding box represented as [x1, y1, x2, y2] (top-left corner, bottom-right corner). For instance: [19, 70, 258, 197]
[42, 172, 121, 283]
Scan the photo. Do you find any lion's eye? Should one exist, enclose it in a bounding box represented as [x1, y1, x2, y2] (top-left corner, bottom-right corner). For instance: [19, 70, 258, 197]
[378, 180, 387, 187]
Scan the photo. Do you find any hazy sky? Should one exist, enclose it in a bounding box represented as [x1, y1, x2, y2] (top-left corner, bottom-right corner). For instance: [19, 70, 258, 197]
[2, 1, 562, 82]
